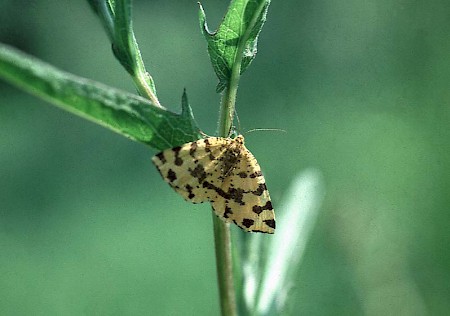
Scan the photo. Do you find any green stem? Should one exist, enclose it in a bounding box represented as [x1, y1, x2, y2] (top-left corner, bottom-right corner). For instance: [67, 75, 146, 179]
[212, 24, 249, 316]
[212, 215, 236, 316]
[218, 0, 267, 137]
[212, 87, 238, 316]
[212, 41, 244, 316]
[134, 70, 161, 108]
[212, 2, 269, 314]
[218, 62, 240, 136]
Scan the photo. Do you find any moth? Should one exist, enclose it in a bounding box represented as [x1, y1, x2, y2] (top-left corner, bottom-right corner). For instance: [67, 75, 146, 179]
[152, 135, 275, 233]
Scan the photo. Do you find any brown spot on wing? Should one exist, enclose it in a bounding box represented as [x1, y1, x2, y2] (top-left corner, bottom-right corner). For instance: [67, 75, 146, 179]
[264, 219, 276, 229]
[252, 183, 267, 196]
[203, 181, 245, 205]
[186, 184, 195, 199]
[249, 170, 262, 178]
[190, 164, 207, 183]
[252, 201, 273, 214]
[172, 146, 183, 166]
[155, 152, 166, 164]
[224, 205, 233, 218]
[167, 169, 177, 182]
[189, 141, 198, 157]
[242, 218, 254, 228]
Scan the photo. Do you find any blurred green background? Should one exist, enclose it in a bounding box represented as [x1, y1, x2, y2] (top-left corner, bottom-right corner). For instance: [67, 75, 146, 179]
[1, 0, 450, 315]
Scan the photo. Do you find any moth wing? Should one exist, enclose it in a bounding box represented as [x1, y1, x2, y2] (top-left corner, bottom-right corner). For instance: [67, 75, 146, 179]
[152, 138, 231, 204]
[211, 145, 275, 234]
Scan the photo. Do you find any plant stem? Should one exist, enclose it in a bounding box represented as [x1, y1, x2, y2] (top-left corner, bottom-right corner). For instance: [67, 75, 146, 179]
[218, 45, 244, 137]
[213, 28, 247, 316]
[212, 87, 238, 316]
[218, 0, 266, 136]
[212, 215, 236, 316]
[135, 70, 162, 108]
[213, 2, 269, 314]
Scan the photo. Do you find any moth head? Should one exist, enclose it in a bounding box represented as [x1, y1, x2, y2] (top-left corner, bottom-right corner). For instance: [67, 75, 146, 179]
[234, 135, 245, 145]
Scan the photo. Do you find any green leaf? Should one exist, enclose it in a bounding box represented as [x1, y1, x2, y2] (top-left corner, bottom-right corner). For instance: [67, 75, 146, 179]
[88, 0, 158, 101]
[199, 0, 271, 92]
[0, 44, 201, 151]
[255, 169, 323, 314]
[110, 0, 136, 75]
[86, 0, 115, 41]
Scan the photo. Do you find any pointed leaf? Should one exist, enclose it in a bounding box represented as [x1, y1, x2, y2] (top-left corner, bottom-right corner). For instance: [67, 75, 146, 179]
[256, 169, 324, 314]
[199, 0, 270, 92]
[0, 44, 200, 150]
[88, 0, 158, 99]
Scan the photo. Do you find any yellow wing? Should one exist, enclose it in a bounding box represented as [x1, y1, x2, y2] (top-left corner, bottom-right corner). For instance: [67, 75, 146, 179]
[152, 137, 232, 204]
[152, 136, 276, 234]
[210, 144, 275, 233]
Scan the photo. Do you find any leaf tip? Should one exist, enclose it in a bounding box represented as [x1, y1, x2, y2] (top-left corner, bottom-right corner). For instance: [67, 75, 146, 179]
[180, 88, 194, 119]
[198, 2, 213, 36]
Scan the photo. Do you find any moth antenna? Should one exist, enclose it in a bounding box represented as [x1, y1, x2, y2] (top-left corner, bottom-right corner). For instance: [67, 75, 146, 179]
[245, 128, 287, 135]
[234, 109, 242, 135]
